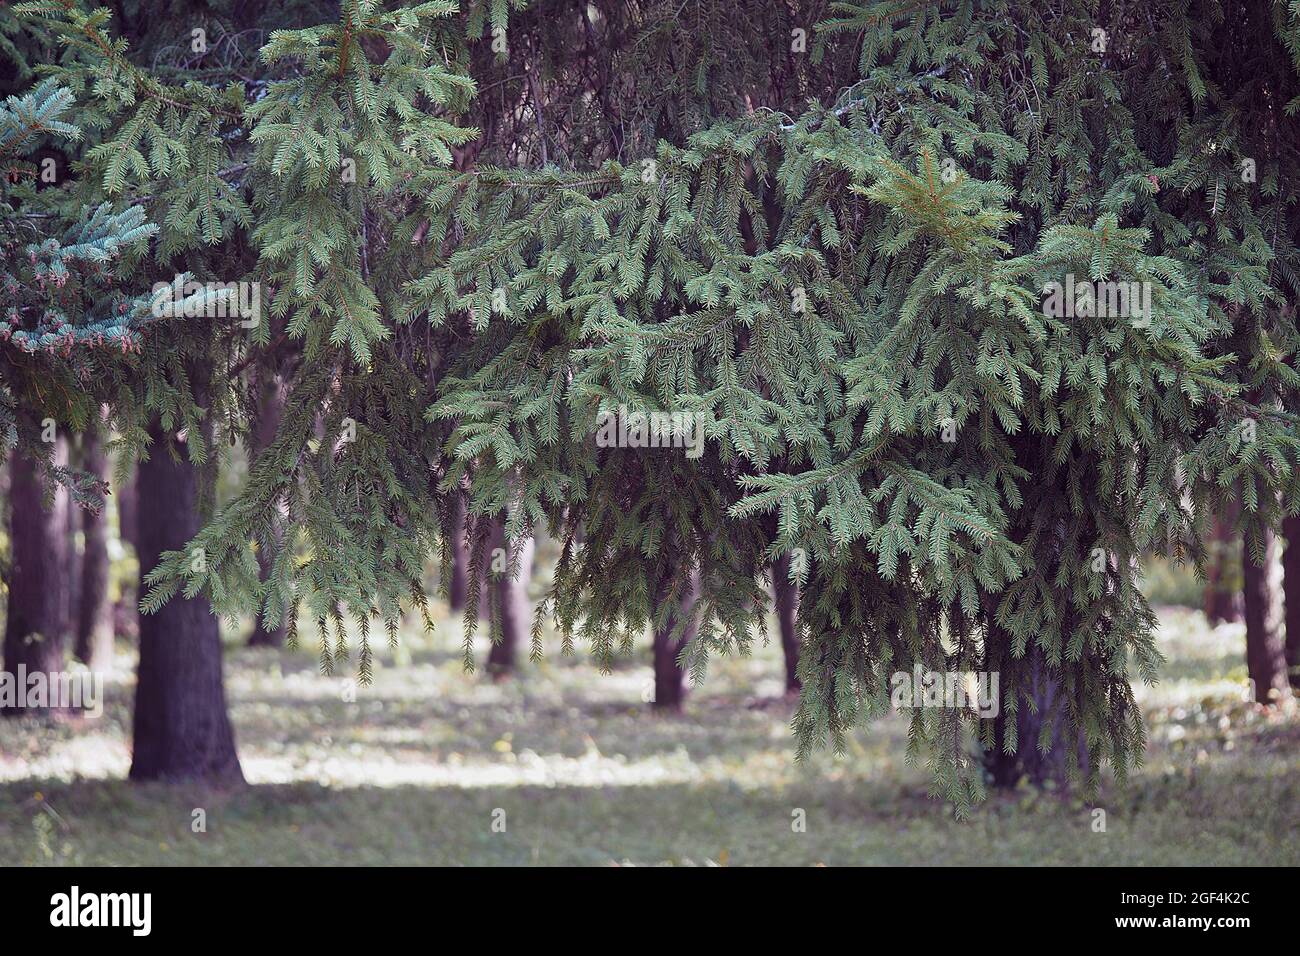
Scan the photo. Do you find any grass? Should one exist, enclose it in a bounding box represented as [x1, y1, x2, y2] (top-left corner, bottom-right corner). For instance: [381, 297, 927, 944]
[1, 604, 1297, 866]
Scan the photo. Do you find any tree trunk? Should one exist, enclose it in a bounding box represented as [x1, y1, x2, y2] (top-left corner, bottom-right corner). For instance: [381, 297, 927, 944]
[111, 459, 141, 644]
[75, 422, 114, 670]
[1242, 525, 1288, 705]
[1205, 507, 1243, 625]
[129, 417, 243, 784]
[484, 516, 534, 678]
[447, 490, 469, 612]
[64, 460, 81, 645]
[248, 367, 288, 648]
[117, 466, 140, 555]
[984, 640, 1086, 790]
[1284, 515, 1300, 690]
[2, 438, 72, 716]
[651, 569, 701, 711]
[772, 553, 801, 694]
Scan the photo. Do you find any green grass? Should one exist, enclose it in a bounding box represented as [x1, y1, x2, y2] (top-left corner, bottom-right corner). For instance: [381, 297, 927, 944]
[1, 605, 1297, 866]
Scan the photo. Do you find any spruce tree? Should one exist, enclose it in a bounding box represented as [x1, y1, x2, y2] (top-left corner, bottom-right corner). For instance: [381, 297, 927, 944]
[75, 413, 114, 669]
[8, 1, 1300, 809]
[1, 73, 156, 712]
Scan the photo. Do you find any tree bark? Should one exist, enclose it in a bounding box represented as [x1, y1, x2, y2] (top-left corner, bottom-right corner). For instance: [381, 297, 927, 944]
[447, 490, 469, 612]
[484, 516, 534, 678]
[75, 421, 114, 670]
[1205, 507, 1243, 625]
[772, 553, 801, 694]
[1284, 515, 1300, 690]
[129, 417, 243, 784]
[652, 569, 701, 711]
[984, 642, 1086, 789]
[1242, 525, 1289, 705]
[64, 458, 81, 645]
[2, 438, 72, 716]
[111, 459, 141, 644]
[117, 466, 140, 555]
[248, 367, 288, 648]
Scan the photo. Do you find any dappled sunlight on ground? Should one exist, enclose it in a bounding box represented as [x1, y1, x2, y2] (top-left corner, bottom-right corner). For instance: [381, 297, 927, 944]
[1, 604, 1296, 865]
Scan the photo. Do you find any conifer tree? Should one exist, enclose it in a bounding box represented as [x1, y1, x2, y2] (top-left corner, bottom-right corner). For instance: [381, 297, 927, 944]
[3, 432, 72, 715]
[1284, 516, 1300, 688]
[3, 5, 247, 772]
[408, 0, 1300, 800]
[1243, 524, 1288, 702]
[772, 552, 801, 695]
[75, 413, 114, 669]
[483, 514, 535, 678]
[9, 0, 1300, 809]
[1204, 506, 1243, 625]
[1, 73, 156, 712]
[246, 351, 290, 648]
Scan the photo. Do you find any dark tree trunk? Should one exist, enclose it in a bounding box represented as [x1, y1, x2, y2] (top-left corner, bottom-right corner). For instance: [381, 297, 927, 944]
[129, 417, 243, 784]
[117, 466, 140, 555]
[772, 553, 801, 694]
[75, 422, 114, 670]
[447, 490, 469, 612]
[981, 513, 1089, 790]
[1242, 525, 1288, 705]
[111, 461, 142, 643]
[472, 514, 497, 625]
[984, 642, 1086, 790]
[248, 367, 288, 648]
[64, 461, 81, 643]
[1284, 515, 1300, 690]
[484, 516, 534, 678]
[2, 438, 72, 716]
[651, 570, 701, 711]
[1205, 507, 1243, 625]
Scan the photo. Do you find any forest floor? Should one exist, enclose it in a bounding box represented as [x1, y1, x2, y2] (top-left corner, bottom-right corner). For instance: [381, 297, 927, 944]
[1, 605, 1297, 866]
